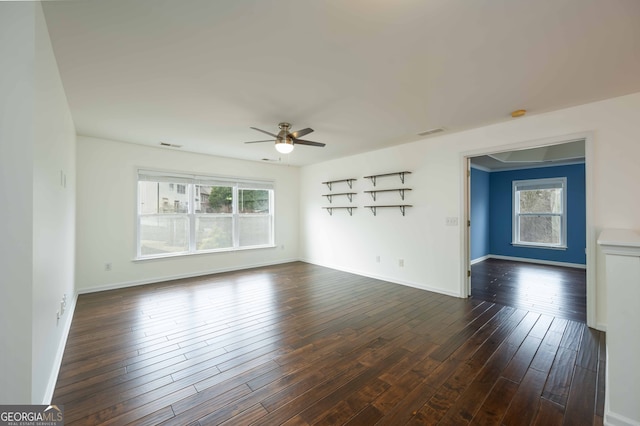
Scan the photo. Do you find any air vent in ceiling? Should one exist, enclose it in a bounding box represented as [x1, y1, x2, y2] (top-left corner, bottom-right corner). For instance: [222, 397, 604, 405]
[417, 128, 445, 137]
[159, 142, 182, 148]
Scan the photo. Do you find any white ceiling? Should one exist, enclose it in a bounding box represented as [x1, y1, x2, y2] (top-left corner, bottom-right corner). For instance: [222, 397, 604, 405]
[41, 0, 640, 166]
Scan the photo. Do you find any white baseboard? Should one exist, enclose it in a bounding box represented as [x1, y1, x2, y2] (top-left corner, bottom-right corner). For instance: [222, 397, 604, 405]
[482, 254, 586, 269]
[42, 291, 77, 404]
[300, 258, 462, 298]
[471, 255, 491, 265]
[605, 411, 640, 426]
[78, 258, 301, 294]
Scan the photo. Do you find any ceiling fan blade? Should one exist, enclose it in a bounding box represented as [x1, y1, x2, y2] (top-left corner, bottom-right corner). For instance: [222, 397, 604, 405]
[250, 127, 279, 138]
[293, 139, 326, 147]
[290, 127, 314, 139]
[244, 139, 276, 144]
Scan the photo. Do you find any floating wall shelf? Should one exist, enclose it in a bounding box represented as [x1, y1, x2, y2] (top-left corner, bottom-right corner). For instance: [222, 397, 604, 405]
[322, 192, 356, 203]
[363, 171, 411, 186]
[323, 207, 357, 216]
[321, 178, 357, 190]
[322, 178, 357, 216]
[365, 205, 412, 216]
[364, 188, 412, 201]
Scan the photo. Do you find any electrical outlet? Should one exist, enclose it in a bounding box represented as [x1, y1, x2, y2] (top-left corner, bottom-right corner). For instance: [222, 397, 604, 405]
[445, 217, 459, 226]
[105, 263, 112, 271]
[376, 256, 380, 263]
[399, 259, 404, 267]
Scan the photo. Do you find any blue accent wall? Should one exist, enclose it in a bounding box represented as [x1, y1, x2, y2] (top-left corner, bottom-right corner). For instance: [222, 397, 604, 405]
[489, 163, 586, 265]
[470, 167, 490, 261]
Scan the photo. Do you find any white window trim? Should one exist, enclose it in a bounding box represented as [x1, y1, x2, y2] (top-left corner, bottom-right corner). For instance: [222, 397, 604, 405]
[136, 169, 275, 260]
[512, 177, 567, 250]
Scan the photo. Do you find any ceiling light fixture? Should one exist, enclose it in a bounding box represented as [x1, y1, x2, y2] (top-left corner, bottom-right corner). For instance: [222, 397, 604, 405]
[511, 109, 527, 118]
[275, 136, 294, 154]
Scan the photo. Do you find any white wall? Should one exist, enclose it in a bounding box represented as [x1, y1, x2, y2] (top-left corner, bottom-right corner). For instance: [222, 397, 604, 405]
[32, 4, 77, 404]
[0, 2, 76, 404]
[75, 136, 299, 293]
[300, 140, 463, 297]
[0, 1, 36, 404]
[300, 91, 640, 329]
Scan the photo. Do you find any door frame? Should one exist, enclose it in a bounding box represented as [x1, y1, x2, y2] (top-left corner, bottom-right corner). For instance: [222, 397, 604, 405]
[460, 131, 596, 328]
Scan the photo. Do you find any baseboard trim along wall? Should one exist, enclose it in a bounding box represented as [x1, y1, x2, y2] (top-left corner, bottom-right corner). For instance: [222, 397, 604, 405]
[470, 255, 491, 265]
[43, 292, 78, 404]
[471, 254, 586, 269]
[301, 258, 462, 299]
[78, 258, 301, 294]
[605, 411, 640, 426]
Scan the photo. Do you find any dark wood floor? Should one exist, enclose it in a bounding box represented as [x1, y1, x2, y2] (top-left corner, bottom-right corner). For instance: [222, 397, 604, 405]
[53, 262, 604, 425]
[471, 259, 587, 323]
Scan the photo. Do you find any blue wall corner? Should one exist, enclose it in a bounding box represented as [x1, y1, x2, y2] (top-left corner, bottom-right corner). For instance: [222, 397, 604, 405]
[470, 167, 491, 260]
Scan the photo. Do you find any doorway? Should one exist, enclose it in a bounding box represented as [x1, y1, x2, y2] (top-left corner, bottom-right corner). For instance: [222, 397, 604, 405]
[461, 134, 595, 327]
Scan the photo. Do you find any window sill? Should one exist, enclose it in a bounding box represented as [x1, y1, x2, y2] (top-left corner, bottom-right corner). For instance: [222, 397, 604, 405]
[133, 244, 277, 262]
[511, 243, 567, 251]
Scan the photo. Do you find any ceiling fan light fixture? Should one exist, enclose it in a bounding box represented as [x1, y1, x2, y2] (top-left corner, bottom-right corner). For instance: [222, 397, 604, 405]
[246, 122, 324, 151]
[275, 137, 294, 154]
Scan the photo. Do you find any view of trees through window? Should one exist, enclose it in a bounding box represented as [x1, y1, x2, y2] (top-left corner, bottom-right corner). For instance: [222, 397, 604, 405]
[513, 178, 566, 247]
[202, 186, 231, 213]
[138, 175, 273, 257]
[197, 188, 270, 250]
[199, 187, 269, 213]
[518, 188, 562, 244]
[238, 189, 270, 213]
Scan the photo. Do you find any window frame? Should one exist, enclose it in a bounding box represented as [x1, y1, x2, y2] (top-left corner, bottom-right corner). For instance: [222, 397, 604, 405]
[136, 170, 275, 260]
[512, 177, 567, 250]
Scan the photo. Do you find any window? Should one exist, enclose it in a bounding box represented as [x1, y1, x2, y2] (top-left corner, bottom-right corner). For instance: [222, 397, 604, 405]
[137, 170, 274, 259]
[512, 177, 567, 248]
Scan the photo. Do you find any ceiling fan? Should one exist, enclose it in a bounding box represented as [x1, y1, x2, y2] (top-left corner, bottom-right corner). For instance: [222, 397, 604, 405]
[244, 122, 326, 154]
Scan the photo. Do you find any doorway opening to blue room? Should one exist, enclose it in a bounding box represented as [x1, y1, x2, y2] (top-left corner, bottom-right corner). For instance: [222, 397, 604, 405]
[464, 138, 592, 324]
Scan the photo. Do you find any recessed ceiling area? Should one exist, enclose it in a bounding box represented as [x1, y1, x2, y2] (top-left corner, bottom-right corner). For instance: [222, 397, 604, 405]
[41, 1, 640, 166]
[471, 140, 585, 171]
